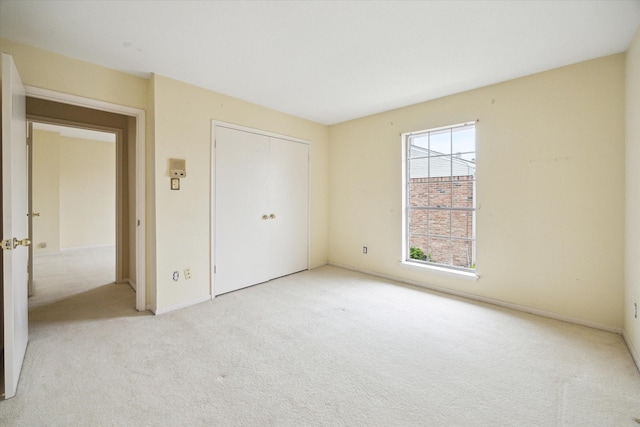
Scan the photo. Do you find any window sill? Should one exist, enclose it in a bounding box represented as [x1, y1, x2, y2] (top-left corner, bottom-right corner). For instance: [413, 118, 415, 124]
[401, 260, 479, 281]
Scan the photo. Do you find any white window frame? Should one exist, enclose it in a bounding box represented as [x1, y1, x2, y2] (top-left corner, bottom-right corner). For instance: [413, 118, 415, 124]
[401, 121, 477, 278]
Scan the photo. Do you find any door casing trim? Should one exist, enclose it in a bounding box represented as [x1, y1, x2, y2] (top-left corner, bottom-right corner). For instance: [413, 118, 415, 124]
[25, 86, 147, 311]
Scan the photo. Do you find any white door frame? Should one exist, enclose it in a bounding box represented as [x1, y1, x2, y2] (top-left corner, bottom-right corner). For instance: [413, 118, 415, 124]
[210, 120, 311, 298]
[25, 87, 147, 311]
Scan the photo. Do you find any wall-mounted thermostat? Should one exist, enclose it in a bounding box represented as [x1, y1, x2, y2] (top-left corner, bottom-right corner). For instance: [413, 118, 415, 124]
[170, 158, 186, 178]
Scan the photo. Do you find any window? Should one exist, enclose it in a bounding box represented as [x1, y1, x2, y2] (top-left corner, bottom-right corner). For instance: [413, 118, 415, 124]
[404, 122, 476, 271]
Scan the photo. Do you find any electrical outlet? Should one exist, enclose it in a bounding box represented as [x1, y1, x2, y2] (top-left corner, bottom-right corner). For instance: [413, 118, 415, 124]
[363, 246, 368, 254]
[184, 268, 192, 280]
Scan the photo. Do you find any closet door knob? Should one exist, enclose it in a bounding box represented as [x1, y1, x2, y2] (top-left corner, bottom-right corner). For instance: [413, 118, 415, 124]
[270, 214, 276, 219]
[262, 215, 269, 220]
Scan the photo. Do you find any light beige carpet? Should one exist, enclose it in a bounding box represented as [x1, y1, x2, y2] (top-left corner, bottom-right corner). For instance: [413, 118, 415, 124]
[30, 246, 116, 308]
[1, 265, 639, 426]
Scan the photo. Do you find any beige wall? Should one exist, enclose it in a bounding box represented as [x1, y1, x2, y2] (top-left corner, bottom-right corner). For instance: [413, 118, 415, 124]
[1, 39, 329, 312]
[58, 136, 116, 249]
[625, 26, 640, 361]
[329, 54, 625, 330]
[2, 36, 632, 333]
[0, 39, 147, 111]
[0, 38, 152, 300]
[151, 74, 329, 311]
[32, 130, 60, 253]
[32, 130, 116, 251]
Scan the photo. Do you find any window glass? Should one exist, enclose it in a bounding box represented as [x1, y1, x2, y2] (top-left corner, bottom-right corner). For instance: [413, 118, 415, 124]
[405, 122, 476, 271]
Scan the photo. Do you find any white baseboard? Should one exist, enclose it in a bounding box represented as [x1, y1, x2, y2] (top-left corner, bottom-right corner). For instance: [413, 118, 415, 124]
[623, 331, 640, 373]
[329, 262, 623, 335]
[152, 295, 212, 315]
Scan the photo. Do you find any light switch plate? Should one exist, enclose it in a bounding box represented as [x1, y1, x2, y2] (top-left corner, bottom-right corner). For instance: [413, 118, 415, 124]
[171, 178, 180, 190]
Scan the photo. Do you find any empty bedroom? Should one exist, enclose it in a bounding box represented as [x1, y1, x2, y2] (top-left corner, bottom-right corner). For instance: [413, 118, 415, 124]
[1, 1, 640, 426]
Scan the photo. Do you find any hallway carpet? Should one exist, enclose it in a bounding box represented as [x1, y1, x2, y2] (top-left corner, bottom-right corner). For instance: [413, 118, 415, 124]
[30, 246, 115, 308]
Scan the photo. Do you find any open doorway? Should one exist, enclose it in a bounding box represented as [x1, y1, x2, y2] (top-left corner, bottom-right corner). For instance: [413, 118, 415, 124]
[25, 94, 145, 311]
[29, 123, 117, 307]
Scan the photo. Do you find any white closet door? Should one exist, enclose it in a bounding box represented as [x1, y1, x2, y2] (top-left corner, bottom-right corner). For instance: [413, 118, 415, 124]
[214, 126, 271, 295]
[267, 137, 309, 280]
[214, 125, 309, 296]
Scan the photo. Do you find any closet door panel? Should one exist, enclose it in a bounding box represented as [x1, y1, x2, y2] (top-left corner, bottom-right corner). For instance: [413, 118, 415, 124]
[214, 126, 271, 295]
[268, 137, 309, 280]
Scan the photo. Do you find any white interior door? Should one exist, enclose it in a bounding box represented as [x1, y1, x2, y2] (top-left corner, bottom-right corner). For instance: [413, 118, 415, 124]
[268, 137, 308, 279]
[2, 53, 29, 400]
[214, 126, 272, 295]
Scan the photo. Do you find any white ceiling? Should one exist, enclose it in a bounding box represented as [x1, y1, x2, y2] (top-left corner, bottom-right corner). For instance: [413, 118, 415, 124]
[2, 1, 639, 125]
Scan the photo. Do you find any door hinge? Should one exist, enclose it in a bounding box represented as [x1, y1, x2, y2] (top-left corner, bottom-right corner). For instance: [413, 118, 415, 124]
[1, 239, 13, 251]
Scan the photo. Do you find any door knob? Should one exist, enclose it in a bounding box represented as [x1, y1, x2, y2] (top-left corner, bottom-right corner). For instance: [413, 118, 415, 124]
[269, 214, 276, 219]
[262, 214, 269, 220]
[13, 238, 31, 249]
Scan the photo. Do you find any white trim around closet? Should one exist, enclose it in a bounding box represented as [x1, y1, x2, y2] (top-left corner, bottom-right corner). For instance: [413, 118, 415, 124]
[210, 120, 312, 298]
